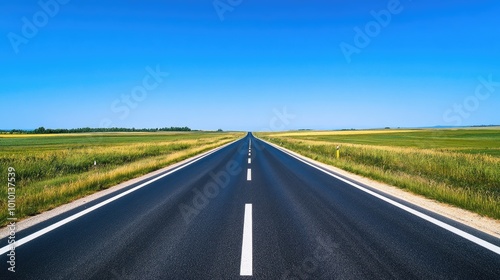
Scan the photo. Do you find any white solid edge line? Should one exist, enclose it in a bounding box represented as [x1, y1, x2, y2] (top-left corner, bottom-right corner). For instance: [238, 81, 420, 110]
[0, 139, 239, 255]
[264, 140, 500, 256]
[247, 169, 252, 181]
[240, 203, 253, 276]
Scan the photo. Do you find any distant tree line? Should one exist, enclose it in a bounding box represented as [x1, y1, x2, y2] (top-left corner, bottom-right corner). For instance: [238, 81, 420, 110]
[1, 126, 192, 134]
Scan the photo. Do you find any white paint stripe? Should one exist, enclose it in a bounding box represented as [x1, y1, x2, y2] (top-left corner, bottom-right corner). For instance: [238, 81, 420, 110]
[248, 153, 251, 156]
[248, 158, 251, 164]
[266, 141, 500, 256]
[240, 204, 253, 276]
[0, 140, 238, 255]
[247, 169, 252, 181]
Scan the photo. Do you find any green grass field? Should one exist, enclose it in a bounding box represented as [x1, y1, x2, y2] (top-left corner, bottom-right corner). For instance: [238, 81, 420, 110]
[257, 128, 500, 220]
[0, 132, 244, 226]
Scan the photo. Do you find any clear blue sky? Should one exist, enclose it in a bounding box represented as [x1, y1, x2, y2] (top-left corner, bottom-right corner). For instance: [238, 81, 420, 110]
[1, 0, 499, 131]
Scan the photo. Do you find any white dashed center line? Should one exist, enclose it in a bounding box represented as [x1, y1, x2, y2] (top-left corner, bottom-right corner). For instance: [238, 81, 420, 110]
[240, 203, 253, 276]
[247, 168, 252, 181]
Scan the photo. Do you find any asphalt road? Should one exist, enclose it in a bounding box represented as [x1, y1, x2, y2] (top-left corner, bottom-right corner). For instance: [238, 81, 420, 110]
[1, 133, 500, 279]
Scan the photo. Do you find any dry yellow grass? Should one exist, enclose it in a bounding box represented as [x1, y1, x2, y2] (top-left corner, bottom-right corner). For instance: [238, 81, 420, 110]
[258, 129, 500, 219]
[17, 141, 227, 217]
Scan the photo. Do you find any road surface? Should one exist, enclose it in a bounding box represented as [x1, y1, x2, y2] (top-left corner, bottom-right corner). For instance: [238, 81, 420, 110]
[1, 133, 500, 279]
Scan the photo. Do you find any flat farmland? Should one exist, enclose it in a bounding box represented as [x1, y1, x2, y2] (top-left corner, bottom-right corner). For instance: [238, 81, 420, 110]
[257, 128, 500, 219]
[0, 132, 244, 226]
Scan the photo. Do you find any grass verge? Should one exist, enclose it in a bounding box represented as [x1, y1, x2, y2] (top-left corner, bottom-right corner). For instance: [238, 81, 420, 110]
[257, 129, 500, 220]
